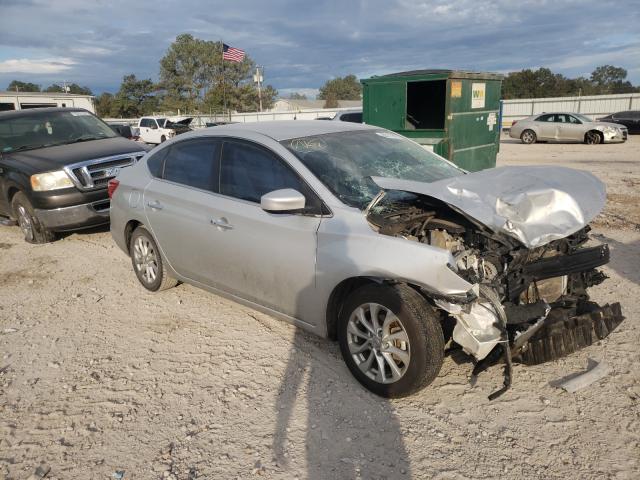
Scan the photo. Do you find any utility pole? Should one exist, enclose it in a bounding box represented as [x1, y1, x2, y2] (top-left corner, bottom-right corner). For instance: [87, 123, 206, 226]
[253, 66, 264, 112]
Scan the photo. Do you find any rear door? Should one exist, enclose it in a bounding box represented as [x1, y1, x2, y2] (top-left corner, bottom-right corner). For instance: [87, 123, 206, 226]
[143, 138, 222, 283]
[535, 114, 556, 140]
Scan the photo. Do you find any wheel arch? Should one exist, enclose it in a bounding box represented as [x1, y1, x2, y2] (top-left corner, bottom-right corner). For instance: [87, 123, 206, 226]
[124, 219, 143, 254]
[326, 276, 427, 340]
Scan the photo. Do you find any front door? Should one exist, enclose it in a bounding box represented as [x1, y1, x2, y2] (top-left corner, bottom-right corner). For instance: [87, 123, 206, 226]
[205, 138, 322, 319]
[556, 114, 584, 141]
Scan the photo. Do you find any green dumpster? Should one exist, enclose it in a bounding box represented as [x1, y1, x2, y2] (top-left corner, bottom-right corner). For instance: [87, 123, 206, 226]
[361, 70, 503, 171]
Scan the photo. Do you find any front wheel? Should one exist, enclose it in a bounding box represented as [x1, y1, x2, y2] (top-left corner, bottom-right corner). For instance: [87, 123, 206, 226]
[338, 283, 444, 398]
[160, 135, 167, 143]
[585, 130, 603, 145]
[12, 192, 56, 244]
[130, 226, 178, 292]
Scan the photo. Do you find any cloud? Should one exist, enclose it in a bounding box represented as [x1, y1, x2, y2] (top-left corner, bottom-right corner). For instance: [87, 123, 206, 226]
[0, 57, 76, 74]
[0, 0, 638, 93]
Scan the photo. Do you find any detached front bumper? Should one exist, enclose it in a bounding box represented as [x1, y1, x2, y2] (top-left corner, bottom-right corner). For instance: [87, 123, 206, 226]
[34, 199, 110, 232]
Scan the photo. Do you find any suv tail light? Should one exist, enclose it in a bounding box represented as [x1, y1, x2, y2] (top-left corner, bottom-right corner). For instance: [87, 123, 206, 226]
[107, 179, 120, 199]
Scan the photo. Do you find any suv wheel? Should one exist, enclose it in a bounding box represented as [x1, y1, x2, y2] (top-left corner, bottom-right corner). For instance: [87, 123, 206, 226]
[12, 192, 56, 244]
[160, 135, 167, 143]
[130, 226, 178, 292]
[338, 283, 444, 398]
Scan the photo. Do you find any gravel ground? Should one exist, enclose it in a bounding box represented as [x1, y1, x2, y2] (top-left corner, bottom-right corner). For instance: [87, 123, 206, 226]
[1, 135, 639, 480]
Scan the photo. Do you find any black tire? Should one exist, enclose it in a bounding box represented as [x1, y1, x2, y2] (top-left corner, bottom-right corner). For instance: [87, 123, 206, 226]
[160, 135, 167, 143]
[585, 130, 603, 145]
[338, 283, 444, 398]
[129, 226, 178, 292]
[11, 192, 56, 244]
[520, 129, 537, 144]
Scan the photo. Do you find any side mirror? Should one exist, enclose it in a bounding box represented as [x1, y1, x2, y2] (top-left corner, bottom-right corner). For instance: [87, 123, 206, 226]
[261, 189, 306, 213]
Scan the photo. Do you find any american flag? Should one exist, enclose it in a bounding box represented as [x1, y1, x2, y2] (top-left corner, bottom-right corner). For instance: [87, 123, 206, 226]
[223, 44, 245, 63]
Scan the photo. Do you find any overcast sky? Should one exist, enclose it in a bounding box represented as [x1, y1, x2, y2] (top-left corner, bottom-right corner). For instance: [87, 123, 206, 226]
[1, 0, 638, 97]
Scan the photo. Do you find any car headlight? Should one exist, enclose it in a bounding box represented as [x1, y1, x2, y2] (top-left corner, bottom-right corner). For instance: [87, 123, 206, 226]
[30, 170, 74, 191]
[602, 126, 617, 135]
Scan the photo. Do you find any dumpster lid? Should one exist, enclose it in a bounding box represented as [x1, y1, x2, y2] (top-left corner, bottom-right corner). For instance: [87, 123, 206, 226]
[379, 69, 504, 80]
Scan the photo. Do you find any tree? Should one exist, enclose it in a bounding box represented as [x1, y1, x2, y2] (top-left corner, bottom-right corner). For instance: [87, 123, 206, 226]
[590, 65, 637, 94]
[288, 92, 307, 100]
[160, 33, 277, 113]
[318, 74, 361, 104]
[44, 83, 93, 95]
[95, 92, 115, 117]
[7, 80, 40, 92]
[502, 65, 639, 99]
[110, 74, 159, 117]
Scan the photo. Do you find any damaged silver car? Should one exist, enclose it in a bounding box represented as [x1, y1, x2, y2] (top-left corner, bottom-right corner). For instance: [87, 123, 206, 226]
[109, 121, 624, 398]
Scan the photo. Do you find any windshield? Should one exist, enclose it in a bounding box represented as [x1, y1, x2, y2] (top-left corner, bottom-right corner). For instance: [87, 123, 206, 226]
[573, 113, 593, 123]
[155, 118, 166, 128]
[283, 129, 464, 208]
[0, 110, 117, 153]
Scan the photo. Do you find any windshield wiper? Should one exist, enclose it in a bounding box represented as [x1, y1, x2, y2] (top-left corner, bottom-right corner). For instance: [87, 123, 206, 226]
[67, 135, 106, 144]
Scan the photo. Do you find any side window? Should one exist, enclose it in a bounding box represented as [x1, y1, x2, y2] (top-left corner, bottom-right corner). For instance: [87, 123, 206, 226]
[140, 119, 149, 128]
[163, 139, 220, 191]
[220, 140, 306, 204]
[536, 114, 554, 122]
[631, 111, 640, 119]
[147, 147, 169, 178]
[568, 115, 581, 124]
[341, 112, 362, 123]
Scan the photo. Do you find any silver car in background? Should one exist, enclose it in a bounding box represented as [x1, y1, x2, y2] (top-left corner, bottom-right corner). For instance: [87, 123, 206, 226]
[109, 121, 623, 398]
[509, 112, 628, 144]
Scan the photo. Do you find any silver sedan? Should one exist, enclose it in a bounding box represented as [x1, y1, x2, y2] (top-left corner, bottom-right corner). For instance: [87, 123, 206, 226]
[509, 112, 628, 144]
[109, 121, 622, 398]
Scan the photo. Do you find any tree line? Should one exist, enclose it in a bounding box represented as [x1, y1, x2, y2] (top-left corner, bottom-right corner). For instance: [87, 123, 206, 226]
[6, 48, 639, 117]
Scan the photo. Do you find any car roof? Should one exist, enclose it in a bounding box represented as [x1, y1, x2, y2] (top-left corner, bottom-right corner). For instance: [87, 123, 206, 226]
[0, 107, 88, 119]
[190, 120, 376, 141]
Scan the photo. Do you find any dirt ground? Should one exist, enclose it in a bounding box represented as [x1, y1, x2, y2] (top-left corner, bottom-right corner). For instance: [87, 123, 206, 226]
[1, 135, 639, 480]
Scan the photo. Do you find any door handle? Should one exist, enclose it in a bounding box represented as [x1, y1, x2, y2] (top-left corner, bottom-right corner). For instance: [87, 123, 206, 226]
[147, 200, 163, 210]
[210, 217, 233, 230]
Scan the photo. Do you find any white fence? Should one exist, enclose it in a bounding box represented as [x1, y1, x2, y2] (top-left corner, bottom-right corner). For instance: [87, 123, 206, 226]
[104, 107, 355, 128]
[501, 93, 640, 126]
[106, 93, 640, 129]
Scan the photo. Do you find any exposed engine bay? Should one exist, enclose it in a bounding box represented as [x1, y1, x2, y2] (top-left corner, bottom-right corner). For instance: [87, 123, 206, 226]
[367, 190, 624, 399]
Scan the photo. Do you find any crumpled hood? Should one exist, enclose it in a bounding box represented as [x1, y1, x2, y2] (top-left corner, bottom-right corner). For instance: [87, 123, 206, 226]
[372, 166, 606, 248]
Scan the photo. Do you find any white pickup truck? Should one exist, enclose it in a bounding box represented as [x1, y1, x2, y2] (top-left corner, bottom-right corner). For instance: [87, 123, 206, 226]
[137, 116, 193, 144]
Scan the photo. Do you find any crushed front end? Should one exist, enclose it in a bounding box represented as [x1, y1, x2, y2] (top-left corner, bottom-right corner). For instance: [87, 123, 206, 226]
[367, 190, 624, 398]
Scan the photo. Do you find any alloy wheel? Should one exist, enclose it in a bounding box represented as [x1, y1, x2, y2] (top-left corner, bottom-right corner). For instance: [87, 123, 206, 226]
[16, 205, 34, 242]
[133, 235, 159, 285]
[586, 131, 601, 144]
[346, 303, 411, 384]
[521, 131, 535, 144]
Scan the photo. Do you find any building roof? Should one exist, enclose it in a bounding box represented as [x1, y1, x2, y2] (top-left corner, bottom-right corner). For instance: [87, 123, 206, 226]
[0, 91, 94, 98]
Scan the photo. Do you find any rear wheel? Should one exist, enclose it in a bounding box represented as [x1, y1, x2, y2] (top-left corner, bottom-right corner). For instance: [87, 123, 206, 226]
[585, 130, 603, 145]
[520, 129, 537, 144]
[160, 135, 167, 143]
[338, 283, 444, 398]
[11, 192, 56, 244]
[130, 226, 178, 292]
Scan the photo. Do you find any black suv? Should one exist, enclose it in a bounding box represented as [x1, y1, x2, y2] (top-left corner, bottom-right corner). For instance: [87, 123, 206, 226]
[0, 108, 148, 243]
